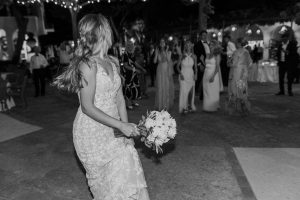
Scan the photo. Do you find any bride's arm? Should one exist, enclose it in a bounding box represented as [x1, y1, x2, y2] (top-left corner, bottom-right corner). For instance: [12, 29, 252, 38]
[79, 62, 137, 137]
[116, 69, 128, 123]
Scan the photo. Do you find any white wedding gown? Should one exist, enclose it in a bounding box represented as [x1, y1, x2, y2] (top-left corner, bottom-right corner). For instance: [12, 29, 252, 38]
[73, 58, 149, 200]
[203, 56, 220, 111]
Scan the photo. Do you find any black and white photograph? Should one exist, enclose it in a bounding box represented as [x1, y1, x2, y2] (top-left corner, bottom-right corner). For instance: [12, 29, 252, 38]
[0, 0, 300, 199]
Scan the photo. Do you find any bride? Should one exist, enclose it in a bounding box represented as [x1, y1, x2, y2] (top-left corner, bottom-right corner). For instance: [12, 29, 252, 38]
[53, 14, 149, 200]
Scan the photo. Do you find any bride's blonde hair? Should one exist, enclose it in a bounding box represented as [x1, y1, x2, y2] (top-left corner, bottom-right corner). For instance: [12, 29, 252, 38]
[53, 13, 113, 93]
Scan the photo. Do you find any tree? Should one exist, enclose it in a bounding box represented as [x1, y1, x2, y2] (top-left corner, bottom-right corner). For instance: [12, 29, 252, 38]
[181, 0, 214, 31]
[17, 0, 146, 45]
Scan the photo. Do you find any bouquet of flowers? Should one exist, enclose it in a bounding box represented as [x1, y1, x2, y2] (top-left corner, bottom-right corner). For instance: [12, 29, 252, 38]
[137, 110, 177, 153]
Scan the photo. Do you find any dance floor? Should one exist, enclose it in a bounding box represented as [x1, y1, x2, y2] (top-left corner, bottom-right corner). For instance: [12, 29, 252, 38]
[0, 113, 41, 142]
[234, 148, 300, 200]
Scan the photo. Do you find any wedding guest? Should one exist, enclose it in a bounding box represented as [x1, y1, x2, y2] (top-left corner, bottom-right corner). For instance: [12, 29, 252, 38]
[276, 33, 298, 96]
[177, 40, 197, 114]
[194, 30, 210, 100]
[154, 38, 174, 111]
[227, 38, 252, 115]
[147, 43, 157, 87]
[203, 40, 222, 112]
[53, 14, 149, 200]
[57, 42, 71, 73]
[121, 41, 140, 110]
[30, 46, 48, 97]
[134, 45, 147, 98]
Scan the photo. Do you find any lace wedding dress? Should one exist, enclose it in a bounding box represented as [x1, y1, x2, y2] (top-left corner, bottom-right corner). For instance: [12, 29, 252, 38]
[73, 58, 149, 200]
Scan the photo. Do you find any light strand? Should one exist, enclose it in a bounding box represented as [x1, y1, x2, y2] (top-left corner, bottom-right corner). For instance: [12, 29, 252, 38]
[17, 0, 147, 12]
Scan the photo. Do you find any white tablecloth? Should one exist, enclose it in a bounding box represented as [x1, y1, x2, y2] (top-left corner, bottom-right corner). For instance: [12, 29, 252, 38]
[0, 72, 13, 80]
[248, 62, 278, 83]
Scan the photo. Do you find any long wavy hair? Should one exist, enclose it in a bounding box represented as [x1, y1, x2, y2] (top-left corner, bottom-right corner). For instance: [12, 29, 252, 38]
[53, 13, 113, 93]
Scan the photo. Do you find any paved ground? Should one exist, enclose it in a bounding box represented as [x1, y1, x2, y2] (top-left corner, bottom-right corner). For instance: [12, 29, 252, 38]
[0, 79, 300, 200]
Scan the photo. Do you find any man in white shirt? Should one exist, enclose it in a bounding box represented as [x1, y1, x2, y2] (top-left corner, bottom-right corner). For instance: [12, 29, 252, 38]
[30, 46, 48, 97]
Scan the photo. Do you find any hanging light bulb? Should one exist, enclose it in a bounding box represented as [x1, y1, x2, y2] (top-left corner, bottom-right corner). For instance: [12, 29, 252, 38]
[231, 26, 237, 32]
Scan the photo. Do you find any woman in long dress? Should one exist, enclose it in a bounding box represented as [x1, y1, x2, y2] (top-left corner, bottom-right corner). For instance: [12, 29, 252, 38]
[53, 14, 149, 200]
[154, 38, 174, 111]
[177, 40, 197, 114]
[203, 40, 222, 112]
[227, 38, 252, 115]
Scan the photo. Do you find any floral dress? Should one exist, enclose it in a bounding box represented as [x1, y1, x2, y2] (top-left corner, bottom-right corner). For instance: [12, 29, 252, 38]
[227, 48, 252, 115]
[121, 52, 140, 101]
[73, 57, 148, 200]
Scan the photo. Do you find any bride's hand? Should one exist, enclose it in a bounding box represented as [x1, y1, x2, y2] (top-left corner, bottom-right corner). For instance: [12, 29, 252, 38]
[119, 122, 139, 137]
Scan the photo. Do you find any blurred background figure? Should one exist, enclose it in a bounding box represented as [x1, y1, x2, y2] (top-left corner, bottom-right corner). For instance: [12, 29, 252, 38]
[194, 30, 209, 100]
[276, 33, 298, 96]
[147, 43, 157, 87]
[120, 41, 140, 110]
[30, 46, 48, 97]
[177, 40, 197, 114]
[203, 40, 222, 112]
[227, 38, 252, 115]
[56, 42, 71, 74]
[154, 38, 174, 111]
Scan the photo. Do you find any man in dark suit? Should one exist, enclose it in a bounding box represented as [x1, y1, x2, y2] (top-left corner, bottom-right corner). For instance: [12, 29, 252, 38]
[194, 30, 210, 100]
[276, 33, 299, 96]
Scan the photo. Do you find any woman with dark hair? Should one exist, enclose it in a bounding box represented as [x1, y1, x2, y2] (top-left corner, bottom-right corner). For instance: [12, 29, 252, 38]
[203, 40, 222, 112]
[227, 37, 252, 115]
[154, 38, 174, 110]
[53, 14, 149, 200]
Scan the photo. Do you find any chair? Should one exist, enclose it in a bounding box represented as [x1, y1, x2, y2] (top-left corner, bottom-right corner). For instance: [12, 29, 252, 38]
[7, 71, 28, 108]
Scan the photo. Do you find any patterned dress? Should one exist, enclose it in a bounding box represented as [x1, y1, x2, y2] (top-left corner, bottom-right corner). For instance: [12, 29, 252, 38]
[73, 58, 148, 200]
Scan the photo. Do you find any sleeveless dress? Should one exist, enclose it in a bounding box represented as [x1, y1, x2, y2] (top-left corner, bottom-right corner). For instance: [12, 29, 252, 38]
[155, 51, 174, 111]
[73, 58, 148, 200]
[179, 53, 196, 113]
[203, 56, 220, 112]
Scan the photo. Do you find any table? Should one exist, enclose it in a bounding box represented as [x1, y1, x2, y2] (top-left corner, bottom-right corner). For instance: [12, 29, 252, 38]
[248, 61, 278, 83]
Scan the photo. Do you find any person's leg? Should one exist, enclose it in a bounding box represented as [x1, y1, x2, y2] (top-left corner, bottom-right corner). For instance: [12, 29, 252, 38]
[39, 68, 46, 96]
[195, 69, 201, 94]
[278, 65, 286, 94]
[33, 69, 40, 97]
[287, 68, 295, 96]
[199, 71, 204, 100]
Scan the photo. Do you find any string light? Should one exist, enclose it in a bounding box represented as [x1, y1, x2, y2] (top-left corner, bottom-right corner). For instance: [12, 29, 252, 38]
[16, 0, 147, 11]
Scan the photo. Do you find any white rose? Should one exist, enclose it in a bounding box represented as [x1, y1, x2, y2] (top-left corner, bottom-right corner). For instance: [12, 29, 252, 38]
[145, 118, 155, 129]
[167, 128, 177, 138]
[147, 134, 156, 142]
[151, 127, 161, 137]
[154, 137, 164, 146]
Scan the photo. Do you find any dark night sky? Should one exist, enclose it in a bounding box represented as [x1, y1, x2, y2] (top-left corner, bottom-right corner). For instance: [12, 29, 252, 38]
[42, 0, 296, 40]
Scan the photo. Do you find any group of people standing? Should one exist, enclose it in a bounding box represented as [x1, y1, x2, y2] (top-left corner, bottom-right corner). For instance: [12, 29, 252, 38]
[152, 30, 252, 115]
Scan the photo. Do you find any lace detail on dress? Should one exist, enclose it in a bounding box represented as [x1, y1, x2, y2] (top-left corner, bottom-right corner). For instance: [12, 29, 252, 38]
[73, 58, 148, 200]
